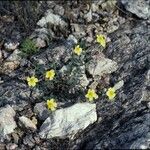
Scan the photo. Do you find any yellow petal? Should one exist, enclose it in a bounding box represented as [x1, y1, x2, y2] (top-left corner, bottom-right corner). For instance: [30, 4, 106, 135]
[34, 78, 38, 82]
[51, 107, 56, 111]
[108, 93, 116, 100]
[94, 93, 98, 99]
[88, 97, 94, 101]
[28, 81, 36, 87]
[27, 77, 30, 82]
[85, 93, 89, 98]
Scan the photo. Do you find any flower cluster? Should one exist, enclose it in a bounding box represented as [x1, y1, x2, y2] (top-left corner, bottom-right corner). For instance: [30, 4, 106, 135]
[27, 69, 55, 87]
[26, 34, 117, 111]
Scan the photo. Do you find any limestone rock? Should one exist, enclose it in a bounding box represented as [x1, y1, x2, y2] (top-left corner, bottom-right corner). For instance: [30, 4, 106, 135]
[4, 42, 19, 51]
[86, 52, 118, 77]
[30, 28, 50, 49]
[0, 105, 17, 137]
[39, 103, 97, 139]
[34, 102, 50, 121]
[121, 0, 150, 19]
[84, 9, 92, 23]
[37, 10, 68, 29]
[19, 116, 37, 131]
[72, 21, 150, 150]
[54, 5, 65, 16]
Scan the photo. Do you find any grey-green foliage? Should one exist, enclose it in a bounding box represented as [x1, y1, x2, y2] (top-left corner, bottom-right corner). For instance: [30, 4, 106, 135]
[20, 38, 38, 57]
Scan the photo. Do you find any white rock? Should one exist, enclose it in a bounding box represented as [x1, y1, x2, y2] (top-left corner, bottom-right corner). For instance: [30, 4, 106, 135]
[39, 103, 97, 139]
[54, 5, 65, 16]
[4, 42, 19, 51]
[37, 11, 68, 28]
[19, 116, 37, 131]
[91, 3, 99, 12]
[114, 80, 124, 90]
[6, 49, 21, 62]
[79, 74, 90, 88]
[34, 38, 46, 48]
[87, 55, 118, 77]
[121, 0, 150, 19]
[0, 105, 17, 137]
[67, 34, 78, 44]
[84, 9, 92, 22]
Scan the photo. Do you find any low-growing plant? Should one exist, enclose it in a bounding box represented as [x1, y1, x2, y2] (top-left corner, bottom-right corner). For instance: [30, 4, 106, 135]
[20, 38, 38, 57]
[26, 34, 117, 111]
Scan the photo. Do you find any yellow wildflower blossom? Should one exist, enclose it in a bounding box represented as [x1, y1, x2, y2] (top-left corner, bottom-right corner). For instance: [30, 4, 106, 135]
[46, 69, 55, 80]
[27, 76, 38, 87]
[85, 89, 98, 101]
[47, 99, 57, 111]
[96, 34, 106, 48]
[106, 87, 116, 100]
[74, 45, 82, 56]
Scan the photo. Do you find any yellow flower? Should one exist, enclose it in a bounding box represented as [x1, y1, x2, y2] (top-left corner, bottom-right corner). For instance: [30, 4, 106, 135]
[45, 69, 55, 80]
[106, 87, 116, 100]
[74, 45, 82, 56]
[96, 34, 106, 48]
[85, 89, 98, 101]
[27, 76, 38, 87]
[47, 99, 57, 111]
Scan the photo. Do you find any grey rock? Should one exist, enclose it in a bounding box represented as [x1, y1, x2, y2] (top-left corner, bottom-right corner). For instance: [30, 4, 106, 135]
[6, 49, 21, 62]
[39, 103, 97, 139]
[91, 3, 99, 12]
[86, 52, 118, 78]
[67, 34, 78, 45]
[71, 21, 150, 149]
[101, 0, 117, 13]
[4, 42, 19, 51]
[113, 80, 124, 90]
[121, 0, 150, 19]
[23, 134, 35, 148]
[6, 143, 18, 150]
[30, 28, 51, 48]
[37, 10, 68, 29]
[71, 24, 86, 37]
[84, 9, 92, 23]
[60, 65, 89, 90]
[19, 116, 37, 130]
[34, 38, 46, 48]
[0, 49, 21, 74]
[2, 50, 9, 59]
[31, 40, 73, 69]
[54, 5, 65, 16]
[34, 102, 50, 121]
[0, 105, 17, 137]
[0, 80, 42, 110]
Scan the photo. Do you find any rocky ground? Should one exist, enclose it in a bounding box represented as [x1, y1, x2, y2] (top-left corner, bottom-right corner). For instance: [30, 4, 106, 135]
[0, 0, 150, 149]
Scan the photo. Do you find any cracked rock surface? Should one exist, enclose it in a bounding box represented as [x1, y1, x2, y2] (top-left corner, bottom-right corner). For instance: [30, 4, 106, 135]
[70, 21, 150, 149]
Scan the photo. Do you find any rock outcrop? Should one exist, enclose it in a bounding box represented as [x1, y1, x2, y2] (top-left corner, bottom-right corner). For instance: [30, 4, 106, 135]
[70, 21, 150, 149]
